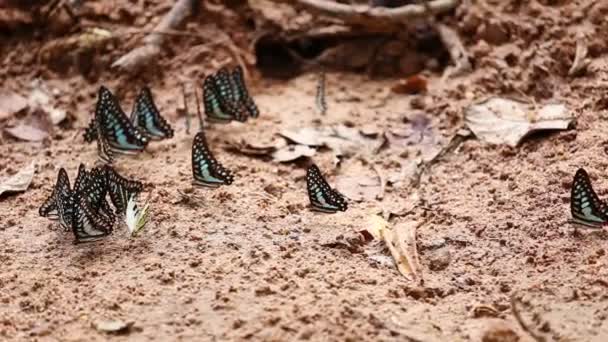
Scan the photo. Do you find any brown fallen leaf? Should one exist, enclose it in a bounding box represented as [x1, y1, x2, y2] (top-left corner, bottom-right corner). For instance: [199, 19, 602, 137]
[465, 97, 572, 147]
[226, 137, 287, 156]
[335, 175, 381, 202]
[93, 319, 134, 334]
[382, 220, 424, 283]
[0, 92, 28, 121]
[0, 161, 36, 197]
[5, 123, 49, 142]
[272, 144, 316, 162]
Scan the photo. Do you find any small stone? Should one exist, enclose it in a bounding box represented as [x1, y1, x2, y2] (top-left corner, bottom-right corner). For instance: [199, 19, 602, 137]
[428, 249, 451, 271]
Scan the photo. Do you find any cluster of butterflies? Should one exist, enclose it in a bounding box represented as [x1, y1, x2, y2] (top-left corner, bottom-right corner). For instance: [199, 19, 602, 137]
[83, 86, 174, 164]
[570, 168, 608, 229]
[38, 164, 144, 243]
[38, 66, 350, 244]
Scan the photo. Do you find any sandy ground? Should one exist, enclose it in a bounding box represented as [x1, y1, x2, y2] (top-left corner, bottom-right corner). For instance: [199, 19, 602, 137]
[1, 1, 608, 341]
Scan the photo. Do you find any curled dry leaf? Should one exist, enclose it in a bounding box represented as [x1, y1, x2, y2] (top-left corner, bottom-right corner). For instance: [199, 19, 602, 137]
[381, 220, 423, 283]
[272, 144, 316, 162]
[0, 161, 36, 197]
[5, 123, 49, 142]
[227, 137, 287, 156]
[279, 124, 378, 157]
[93, 320, 134, 334]
[0, 92, 28, 121]
[336, 175, 381, 202]
[465, 97, 572, 147]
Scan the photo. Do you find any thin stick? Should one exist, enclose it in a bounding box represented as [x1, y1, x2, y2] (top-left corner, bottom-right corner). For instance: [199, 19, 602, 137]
[272, 0, 459, 28]
[112, 0, 195, 71]
[193, 81, 204, 132]
[181, 83, 191, 135]
[510, 294, 546, 342]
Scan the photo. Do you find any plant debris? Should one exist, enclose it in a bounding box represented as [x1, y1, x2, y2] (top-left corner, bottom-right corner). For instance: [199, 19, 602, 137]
[465, 97, 572, 147]
[0, 162, 36, 197]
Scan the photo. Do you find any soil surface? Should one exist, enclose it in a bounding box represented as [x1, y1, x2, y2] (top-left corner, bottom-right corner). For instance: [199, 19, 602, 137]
[1, 1, 608, 341]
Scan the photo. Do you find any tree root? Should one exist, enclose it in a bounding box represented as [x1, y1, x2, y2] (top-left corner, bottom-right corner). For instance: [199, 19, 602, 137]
[112, 0, 195, 71]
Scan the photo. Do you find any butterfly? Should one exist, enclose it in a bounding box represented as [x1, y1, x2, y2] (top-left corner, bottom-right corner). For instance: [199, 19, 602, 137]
[315, 71, 327, 115]
[39, 167, 72, 224]
[229, 66, 259, 119]
[191, 131, 234, 188]
[570, 168, 608, 228]
[203, 72, 244, 123]
[71, 190, 113, 244]
[130, 87, 174, 140]
[84, 86, 148, 157]
[306, 164, 348, 213]
[103, 165, 144, 215]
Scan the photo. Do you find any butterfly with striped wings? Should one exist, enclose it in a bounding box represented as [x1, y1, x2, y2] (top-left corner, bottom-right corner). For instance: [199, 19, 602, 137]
[103, 165, 144, 215]
[71, 190, 113, 244]
[229, 66, 259, 119]
[130, 87, 174, 140]
[202, 66, 259, 123]
[191, 131, 234, 188]
[39, 168, 74, 229]
[39, 165, 115, 242]
[306, 164, 347, 213]
[203, 72, 244, 123]
[570, 168, 608, 228]
[84, 86, 148, 162]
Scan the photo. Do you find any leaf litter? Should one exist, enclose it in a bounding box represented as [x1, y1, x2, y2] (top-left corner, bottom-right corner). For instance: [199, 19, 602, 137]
[0, 161, 36, 197]
[465, 97, 572, 147]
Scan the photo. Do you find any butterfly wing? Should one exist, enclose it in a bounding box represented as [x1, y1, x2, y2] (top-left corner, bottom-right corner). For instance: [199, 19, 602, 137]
[96, 86, 148, 154]
[83, 117, 98, 142]
[55, 168, 75, 230]
[39, 178, 59, 220]
[131, 87, 174, 140]
[95, 115, 114, 164]
[71, 192, 112, 244]
[104, 165, 143, 215]
[203, 75, 236, 123]
[231, 66, 259, 119]
[191, 131, 234, 187]
[306, 164, 347, 213]
[571, 168, 608, 228]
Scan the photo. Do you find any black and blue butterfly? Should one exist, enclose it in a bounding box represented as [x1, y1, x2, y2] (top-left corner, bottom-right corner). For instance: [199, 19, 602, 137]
[39, 164, 118, 243]
[130, 87, 174, 140]
[306, 164, 348, 213]
[103, 164, 144, 214]
[570, 168, 608, 228]
[202, 66, 259, 123]
[84, 86, 148, 162]
[191, 131, 234, 188]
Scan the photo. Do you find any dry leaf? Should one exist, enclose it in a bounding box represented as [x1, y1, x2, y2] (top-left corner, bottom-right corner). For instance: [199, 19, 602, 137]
[365, 214, 388, 240]
[382, 220, 423, 283]
[0, 92, 28, 121]
[279, 126, 328, 146]
[336, 175, 381, 202]
[465, 97, 572, 147]
[0, 162, 35, 196]
[93, 320, 134, 334]
[272, 144, 316, 162]
[5, 123, 49, 141]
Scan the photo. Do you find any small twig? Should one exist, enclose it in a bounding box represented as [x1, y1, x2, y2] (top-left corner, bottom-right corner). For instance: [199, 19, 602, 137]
[412, 128, 471, 188]
[568, 31, 589, 76]
[371, 163, 386, 200]
[112, 0, 195, 71]
[193, 80, 204, 131]
[510, 293, 547, 342]
[272, 0, 460, 28]
[437, 23, 471, 79]
[181, 83, 190, 135]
